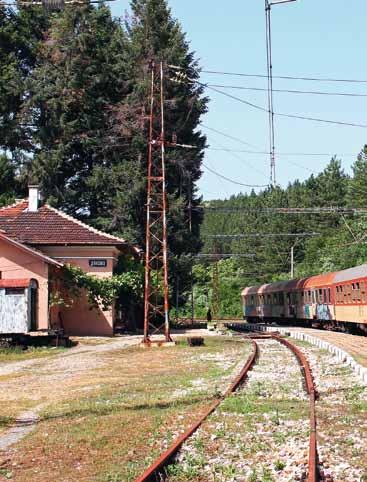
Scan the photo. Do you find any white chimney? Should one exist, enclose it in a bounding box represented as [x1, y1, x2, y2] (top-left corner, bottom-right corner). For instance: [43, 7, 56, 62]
[28, 185, 40, 212]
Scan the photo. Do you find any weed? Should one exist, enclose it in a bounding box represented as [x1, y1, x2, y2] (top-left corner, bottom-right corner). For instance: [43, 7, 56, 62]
[248, 468, 258, 482]
[346, 385, 365, 402]
[193, 436, 204, 451]
[274, 460, 286, 471]
[261, 466, 274, 482]
[270, 409, 280, 425]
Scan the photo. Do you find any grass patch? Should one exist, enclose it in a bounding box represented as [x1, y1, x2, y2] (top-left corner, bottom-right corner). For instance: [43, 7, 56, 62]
[0, 336, 251, 482]
[0, 346, 66, 363]
[221, 393, 308, 420]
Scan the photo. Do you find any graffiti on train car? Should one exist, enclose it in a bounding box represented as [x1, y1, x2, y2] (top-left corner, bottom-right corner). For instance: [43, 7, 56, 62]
[316, 304, 332, 321]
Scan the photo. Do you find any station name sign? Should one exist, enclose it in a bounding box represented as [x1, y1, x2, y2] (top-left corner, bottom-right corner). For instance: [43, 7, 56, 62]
[89, 259, 107, 268]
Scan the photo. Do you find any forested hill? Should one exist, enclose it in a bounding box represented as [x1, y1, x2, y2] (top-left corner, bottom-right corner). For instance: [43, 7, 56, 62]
[189, 154, 367, 318]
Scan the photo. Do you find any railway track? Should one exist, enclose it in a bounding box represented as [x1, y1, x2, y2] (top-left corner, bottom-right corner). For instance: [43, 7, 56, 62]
[135, 333, 319, 482]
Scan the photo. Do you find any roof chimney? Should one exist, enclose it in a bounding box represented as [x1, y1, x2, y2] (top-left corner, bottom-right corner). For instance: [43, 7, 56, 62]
[28, 185, 40, 212]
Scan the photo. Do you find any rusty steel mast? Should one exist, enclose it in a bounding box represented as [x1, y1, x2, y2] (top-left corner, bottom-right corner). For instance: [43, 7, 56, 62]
[143, 61, 172, 344]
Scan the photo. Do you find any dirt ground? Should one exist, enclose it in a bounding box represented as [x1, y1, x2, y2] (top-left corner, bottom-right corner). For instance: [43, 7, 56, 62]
[0, 331, 252, 482]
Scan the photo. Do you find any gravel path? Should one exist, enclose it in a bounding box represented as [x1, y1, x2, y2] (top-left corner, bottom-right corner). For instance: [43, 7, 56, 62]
[0, 335, 142, 378]
[168, 339, 309, 482]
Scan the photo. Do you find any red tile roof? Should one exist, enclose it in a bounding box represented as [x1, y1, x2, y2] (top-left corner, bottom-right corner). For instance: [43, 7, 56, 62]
[0, 200, 137, 250]
[0, 279, 31, 288]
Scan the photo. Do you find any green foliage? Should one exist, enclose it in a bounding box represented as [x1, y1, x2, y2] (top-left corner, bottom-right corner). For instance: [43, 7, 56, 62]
[193, 157, 367, 317]
[52, 263, 143, 311]
[1, 1, 207, 319]
[0, 154, 16, 206]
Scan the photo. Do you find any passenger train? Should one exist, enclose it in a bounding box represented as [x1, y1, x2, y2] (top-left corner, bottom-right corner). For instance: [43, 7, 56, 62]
[242, 264, 367, 334]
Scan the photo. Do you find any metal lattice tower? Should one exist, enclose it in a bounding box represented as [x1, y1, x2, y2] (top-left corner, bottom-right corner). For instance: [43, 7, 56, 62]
[143, 61, 172, 344]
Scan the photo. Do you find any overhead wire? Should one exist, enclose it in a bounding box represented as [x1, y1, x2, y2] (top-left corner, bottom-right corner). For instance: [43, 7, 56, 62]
[202, 162, 269, 188]
[206, 147, 356, 157]
[201, 70, 367, 84]
[200, 123, 258, 148]
[204, 83, 367, 129]
[207, 139, 268, 178]
[170, 67, 367, 129]
[206, 84, 367, 98]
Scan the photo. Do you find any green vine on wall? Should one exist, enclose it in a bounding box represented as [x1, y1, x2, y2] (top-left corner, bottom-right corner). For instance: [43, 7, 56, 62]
[51, 264, 143, 311]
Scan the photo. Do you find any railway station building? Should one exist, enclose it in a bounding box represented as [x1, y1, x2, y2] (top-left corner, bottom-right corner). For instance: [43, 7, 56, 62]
[0, 186, 139, 336]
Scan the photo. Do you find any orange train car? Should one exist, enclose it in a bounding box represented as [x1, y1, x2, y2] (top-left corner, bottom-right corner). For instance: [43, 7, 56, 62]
[242, 264, 367, 334]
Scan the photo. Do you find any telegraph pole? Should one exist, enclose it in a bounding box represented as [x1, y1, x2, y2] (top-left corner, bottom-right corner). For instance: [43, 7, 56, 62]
[291, 245, 295, 278]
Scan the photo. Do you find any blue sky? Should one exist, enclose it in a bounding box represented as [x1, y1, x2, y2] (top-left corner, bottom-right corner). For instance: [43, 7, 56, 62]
[111, 0, 367, 200]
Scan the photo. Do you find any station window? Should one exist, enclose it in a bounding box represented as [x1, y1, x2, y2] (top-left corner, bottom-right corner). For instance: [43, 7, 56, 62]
[5, 288, 24, 295]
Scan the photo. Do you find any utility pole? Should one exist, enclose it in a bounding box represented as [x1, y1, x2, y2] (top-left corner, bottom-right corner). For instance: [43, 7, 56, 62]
[143, 61, 172, 345]
[290, 245, 294, 278]
[265, 0, 298, 186]
[211, 242, 220, 320]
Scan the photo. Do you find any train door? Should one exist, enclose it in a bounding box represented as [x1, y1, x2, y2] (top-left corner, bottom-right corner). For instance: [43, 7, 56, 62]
[286, 292, 291, 317]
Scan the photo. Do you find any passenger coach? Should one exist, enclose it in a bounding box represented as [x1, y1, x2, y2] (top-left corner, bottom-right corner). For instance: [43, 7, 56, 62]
[242, 264, 367, 334]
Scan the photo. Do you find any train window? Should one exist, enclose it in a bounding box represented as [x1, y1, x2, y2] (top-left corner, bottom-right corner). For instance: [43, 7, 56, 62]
[356, 282, 361, 302]
[347, 285, 352, 303]
[328, 288, 331, 304]
[318, 289, 323, 303]
[361, 282, 366, 303]
[279, 293, 284, 304]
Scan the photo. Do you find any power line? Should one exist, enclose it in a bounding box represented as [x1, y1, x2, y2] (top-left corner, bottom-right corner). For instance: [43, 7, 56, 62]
[201, 70, 367, 84]
[203, 163, 269, 188]
[200, 124, 257, 148]
[205, 233, 320, 238]
[207, 83, 367, 98]
[208, 139, 268, 178]
[205, 84, 367, 129]
[199, 206, 367, 214]
[206, 147, 356, 157]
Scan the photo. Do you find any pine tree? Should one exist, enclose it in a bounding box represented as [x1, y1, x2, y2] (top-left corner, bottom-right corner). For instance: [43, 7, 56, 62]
[347, 146, 367, 207]
[0, 154, 16, 206]
[106, 0, 208, 301]
[109, 0, 208, 254]
[25, 5, 130, 218]
[0, 6, 49, 164]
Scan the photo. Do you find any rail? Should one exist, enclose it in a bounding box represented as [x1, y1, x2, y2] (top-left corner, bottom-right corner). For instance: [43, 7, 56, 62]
[135, 338, 258, 482]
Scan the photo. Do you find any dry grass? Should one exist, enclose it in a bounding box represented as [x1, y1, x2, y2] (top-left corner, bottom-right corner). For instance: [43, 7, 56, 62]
[0, 336, 251, 482]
